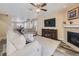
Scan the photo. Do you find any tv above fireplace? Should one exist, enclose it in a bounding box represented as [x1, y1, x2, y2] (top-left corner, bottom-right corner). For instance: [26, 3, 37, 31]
[44, 18, 56, 27]
[67, 31, 79, 47]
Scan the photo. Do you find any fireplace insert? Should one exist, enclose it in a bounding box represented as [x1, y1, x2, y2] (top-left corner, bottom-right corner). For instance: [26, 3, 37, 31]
[67, 31, 79, 47]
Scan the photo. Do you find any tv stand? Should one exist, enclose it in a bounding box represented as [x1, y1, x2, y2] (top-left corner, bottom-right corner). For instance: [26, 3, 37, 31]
[42, 29, 58, 40]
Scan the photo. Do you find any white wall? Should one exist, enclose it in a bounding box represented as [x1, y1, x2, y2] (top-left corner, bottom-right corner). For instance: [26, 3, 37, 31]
[0, 14, 11, 41]
[37, 11, 65, 40]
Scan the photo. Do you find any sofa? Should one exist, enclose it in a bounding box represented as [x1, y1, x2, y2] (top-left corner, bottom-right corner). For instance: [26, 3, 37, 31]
[34, 36, 60, 56]
[7, 40, 41, 56]
[7, 29, 41, 56]
[7, 27, 60, 56]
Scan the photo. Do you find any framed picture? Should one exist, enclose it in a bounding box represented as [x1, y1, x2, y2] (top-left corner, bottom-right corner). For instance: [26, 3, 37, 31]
[68, 7, 79, 20]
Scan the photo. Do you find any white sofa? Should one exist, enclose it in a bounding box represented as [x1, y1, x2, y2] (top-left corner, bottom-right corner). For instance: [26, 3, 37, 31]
[34, 36, 60, 56]
[7, 40, 41, 56]
[7, 29, 41, 56]
[7, 28, 60, 56]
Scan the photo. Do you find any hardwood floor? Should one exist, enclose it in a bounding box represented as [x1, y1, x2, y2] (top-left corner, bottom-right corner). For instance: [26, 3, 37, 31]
[53, 43, 79, 56]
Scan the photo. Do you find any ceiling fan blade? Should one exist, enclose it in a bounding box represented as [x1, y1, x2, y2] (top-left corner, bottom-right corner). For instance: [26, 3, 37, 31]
[41, 9, 47, 11]
[41, 3, 47, 7]
[30, 3, 36, 7]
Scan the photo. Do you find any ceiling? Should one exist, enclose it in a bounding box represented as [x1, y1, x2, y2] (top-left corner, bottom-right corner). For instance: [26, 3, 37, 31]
[0, 3, 75, 19]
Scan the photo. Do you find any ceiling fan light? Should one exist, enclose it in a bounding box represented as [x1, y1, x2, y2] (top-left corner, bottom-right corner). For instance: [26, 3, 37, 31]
[36, 9, 41, 12]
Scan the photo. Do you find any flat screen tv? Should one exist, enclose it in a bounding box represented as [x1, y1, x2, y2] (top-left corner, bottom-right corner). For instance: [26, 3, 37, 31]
[44, 18, 56, 27]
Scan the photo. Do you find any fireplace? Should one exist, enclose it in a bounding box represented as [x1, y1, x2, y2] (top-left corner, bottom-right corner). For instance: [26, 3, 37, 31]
[63, 25, 79, 51]
[67, 31, 79, 47]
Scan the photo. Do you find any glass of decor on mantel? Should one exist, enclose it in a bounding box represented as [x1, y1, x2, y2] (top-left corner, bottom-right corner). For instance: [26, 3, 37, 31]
[70, 21, 73, 24]
[63, 21, 66, 24]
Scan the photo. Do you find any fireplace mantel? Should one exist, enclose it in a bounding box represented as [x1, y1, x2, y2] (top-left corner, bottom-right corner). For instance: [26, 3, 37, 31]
[63, 24, 79, 52]
[64, 24, 79, 28]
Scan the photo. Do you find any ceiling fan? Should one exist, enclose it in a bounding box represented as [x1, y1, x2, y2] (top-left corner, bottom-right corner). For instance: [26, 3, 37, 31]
[30, 3, 47, 13]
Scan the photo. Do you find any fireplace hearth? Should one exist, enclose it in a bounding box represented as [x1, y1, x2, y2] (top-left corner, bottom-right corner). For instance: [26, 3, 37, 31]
[67, 32, 79, 47]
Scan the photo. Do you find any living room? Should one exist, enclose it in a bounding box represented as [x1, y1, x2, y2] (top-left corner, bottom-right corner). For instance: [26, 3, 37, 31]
[0, 3, 79, 56]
